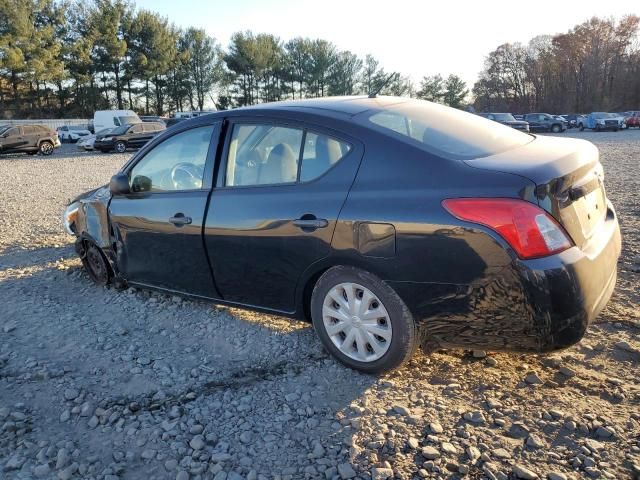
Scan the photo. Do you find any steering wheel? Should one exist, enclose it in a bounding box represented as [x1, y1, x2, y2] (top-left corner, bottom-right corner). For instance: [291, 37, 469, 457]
[170, 162, 203, 190]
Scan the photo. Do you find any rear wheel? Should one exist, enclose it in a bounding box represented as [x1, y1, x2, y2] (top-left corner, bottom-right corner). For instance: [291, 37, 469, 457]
[39, 140, 54, 155]
[114, 141, 126, 154]
[311, 266, 418, 373]
[81, 241, 111, 286]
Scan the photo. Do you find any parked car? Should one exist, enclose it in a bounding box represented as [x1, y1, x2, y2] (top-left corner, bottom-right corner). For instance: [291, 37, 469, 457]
[95, 122, 166, 153]
[624, 111, 640, 128]
[57, 125, 92, 143]
[578, 112, 624, 132]
[478, 113, 529, 132]
[63, 96, 621, 372]
[140, 115, 167, 124]
[561, 114, 582, 129]
[77, 128, 114, 151]
[0, 124, 61, 156]
[523, 113, 566, 133]
[173, 110, 217, 119]
[165, 117, 187, 128]
[513, 115, 524, 121]
[93, 109, 141, 133]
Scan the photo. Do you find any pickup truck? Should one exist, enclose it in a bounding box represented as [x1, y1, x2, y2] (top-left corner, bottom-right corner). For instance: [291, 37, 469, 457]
[578, 113, 624, 132]
[624, 111, 640, 128]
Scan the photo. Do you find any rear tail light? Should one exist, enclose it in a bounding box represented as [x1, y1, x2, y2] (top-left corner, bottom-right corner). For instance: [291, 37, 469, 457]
[442, 198, 572, 259]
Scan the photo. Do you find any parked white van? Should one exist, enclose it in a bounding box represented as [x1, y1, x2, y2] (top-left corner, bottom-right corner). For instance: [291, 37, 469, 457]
[93, 110, 141, 133]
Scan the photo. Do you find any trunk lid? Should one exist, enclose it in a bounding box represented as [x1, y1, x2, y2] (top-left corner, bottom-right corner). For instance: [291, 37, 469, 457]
[464, 136, 607, 249]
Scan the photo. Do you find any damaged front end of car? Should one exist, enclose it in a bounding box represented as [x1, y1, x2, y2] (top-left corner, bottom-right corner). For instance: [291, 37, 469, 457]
[63, 186, 125, 288]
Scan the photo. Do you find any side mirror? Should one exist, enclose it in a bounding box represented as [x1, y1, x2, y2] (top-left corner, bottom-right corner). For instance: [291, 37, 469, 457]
[109, 172, 130, 195]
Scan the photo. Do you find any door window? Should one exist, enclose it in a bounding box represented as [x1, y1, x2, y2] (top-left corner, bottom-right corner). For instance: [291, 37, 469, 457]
[225, 124, 351, 186]
[226, 124, 303, 186]
[130, 124, 143, 134]
[300, 132, 351, 182]
[4, 127, 19, 137]
[128, 125, 214, 193]
[23, 126, 35, 134]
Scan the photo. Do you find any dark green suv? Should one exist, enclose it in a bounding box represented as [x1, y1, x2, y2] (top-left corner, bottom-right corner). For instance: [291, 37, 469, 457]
[0, 124, 61, 156]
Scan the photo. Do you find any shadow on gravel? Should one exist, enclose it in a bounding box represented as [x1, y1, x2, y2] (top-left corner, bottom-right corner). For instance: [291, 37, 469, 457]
[0, 244, 75, 271]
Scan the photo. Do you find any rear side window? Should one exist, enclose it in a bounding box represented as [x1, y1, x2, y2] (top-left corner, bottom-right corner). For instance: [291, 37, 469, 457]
[361, 100, 532, 160]
[300, 133, 351, 182]
[226, 125, 303, 186]
[23, 126, 35, 134]
[225, 124, 351, 186]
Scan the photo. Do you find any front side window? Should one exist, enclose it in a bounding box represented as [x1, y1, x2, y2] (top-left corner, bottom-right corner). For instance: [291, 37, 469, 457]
[4, 127, 19, 137]
[226, 124, 303, 186]
[128, 125, 214, 193]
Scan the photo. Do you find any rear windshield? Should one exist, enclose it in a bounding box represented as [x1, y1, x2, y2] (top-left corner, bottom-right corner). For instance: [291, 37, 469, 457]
[359, 100, 533, 160]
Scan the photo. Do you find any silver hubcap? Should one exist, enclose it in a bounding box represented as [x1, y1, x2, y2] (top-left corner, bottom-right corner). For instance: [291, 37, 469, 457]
[116, 143, 125, 153]
[322, 282, 392, 362]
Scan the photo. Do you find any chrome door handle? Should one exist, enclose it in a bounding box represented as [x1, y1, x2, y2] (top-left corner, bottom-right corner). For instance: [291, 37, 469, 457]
[293, 218, 328, 229]
[169, 214, 192, 226]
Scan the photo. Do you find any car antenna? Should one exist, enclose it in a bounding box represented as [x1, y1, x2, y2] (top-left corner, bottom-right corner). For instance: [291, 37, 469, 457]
[368, 72, 399, 98]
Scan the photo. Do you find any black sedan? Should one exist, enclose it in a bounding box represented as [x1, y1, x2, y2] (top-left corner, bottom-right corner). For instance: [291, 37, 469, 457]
[478, 112, 530, 132]
[63, 97, 621, 372]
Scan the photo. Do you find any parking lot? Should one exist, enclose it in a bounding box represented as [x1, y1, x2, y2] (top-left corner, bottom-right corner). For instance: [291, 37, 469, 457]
[1, 130, 639, 479]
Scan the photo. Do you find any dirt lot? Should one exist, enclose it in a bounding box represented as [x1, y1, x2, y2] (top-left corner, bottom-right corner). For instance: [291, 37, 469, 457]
[1, 131, 639, 480]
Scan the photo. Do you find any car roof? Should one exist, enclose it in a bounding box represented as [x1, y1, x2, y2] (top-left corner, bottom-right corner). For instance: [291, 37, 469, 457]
[229, 95, 412, 117]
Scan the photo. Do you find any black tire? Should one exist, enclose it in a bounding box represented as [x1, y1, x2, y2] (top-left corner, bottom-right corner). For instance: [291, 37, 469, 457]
[80, 241, 112, 286]
[310, 266, 418, 373]
[578, 123, 584, 131]
[39, 140, 54, 155]
[551, 124, 561, 133]
[114, 141, 126, 154]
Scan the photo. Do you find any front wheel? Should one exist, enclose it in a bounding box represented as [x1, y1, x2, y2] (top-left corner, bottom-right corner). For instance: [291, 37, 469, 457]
[551, 124, 561, 133]
[579, 124, 585, 131]
[39, 141, 54, 155]
[114, 141, 126, 154]
[310, 266, 418, 373]
[80, 241, 111, 286]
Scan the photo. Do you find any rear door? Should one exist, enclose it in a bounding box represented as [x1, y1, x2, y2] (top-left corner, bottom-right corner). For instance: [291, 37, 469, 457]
[108, 121, 222, 297]
[205, 118, 363, 312]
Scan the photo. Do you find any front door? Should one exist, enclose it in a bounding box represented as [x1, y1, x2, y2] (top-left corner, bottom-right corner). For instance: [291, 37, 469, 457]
[2, 127, 25, 152]
[205, 119, 363, 312]
[108, 122, 221, 297]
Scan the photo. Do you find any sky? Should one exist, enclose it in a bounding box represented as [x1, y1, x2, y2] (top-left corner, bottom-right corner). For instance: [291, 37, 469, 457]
[135, 0, 640, 89]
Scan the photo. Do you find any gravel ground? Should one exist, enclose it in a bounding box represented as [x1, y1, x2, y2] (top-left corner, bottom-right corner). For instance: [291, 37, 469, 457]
[1, 132, 639, 480]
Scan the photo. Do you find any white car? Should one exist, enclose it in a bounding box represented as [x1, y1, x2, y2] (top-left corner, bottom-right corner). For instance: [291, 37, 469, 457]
[76, 128, 114, 151]
[57, 125, 92, 143]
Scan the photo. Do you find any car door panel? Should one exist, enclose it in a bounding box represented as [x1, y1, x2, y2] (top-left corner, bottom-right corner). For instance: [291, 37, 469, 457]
[204, 120, 364, 313]
[108, 122, 221, 297]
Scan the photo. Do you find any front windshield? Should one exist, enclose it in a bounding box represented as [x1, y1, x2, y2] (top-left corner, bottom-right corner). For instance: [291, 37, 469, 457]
[592, 112, 608, 119]
[110, 126, 129, 135]
[96, 128, 113, 136]
[360, 99, 532, 160]
[0, 126, 10, 135]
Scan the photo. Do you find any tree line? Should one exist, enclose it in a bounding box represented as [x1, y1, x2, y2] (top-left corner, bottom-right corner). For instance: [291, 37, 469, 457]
[472, 15, 640, 114]
[2, 1, 637, 119]
[0, 0, 471, 118]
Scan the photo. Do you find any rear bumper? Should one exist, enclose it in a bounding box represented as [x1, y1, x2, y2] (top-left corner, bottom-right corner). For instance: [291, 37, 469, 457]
[389, 204, 621, 352]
